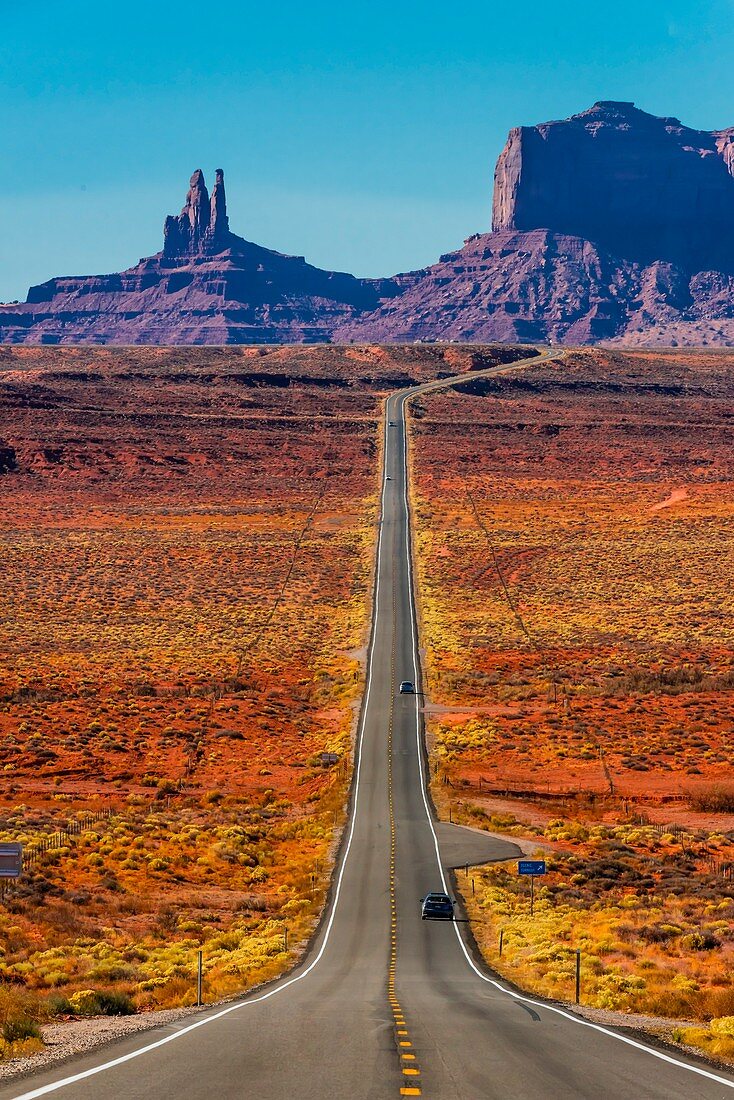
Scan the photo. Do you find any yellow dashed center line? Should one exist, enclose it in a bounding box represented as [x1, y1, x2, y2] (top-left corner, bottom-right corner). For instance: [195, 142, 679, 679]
[387, 508, 421, 1097]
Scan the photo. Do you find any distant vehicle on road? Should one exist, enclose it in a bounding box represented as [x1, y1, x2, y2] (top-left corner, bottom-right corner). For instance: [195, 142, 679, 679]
[399, 681, 414, 694]
[389, 420, 397, 426]
[421, 892, 454, 920]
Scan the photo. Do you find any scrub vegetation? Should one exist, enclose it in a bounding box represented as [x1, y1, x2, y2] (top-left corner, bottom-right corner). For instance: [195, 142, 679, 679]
[0, 342, 524, 1058]
[0, 346, 389, 1049]
[411, 349, 734, 1060]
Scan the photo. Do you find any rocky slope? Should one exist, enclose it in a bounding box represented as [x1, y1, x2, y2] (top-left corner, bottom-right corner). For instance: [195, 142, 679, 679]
[335, 228, 734, 346]
[2, 102, 734, 346]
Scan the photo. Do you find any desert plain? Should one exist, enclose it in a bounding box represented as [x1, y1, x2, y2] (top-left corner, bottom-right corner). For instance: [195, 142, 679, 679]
[0, 343, 732, 1064]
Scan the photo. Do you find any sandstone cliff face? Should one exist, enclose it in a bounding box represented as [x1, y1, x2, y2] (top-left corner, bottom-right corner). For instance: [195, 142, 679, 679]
[491, 101, 734, 273]
[340, 102, 734, 345]
[337, 230, 636, 344]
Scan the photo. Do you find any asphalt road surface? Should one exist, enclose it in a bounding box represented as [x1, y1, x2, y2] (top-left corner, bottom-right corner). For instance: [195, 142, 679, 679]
[5, 354, 734, 1099]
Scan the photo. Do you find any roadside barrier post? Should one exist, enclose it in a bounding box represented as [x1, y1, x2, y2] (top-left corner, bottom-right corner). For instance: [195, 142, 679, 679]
[499, 929, 504, 957]
[197, 950, 203, 1007]
[575, 950, 581, 1005]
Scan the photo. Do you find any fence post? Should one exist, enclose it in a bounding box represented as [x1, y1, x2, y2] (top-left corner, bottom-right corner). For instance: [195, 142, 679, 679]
[575, 950, 581, 1004]
[196, 950, 203, 1007]
[499, 929, 504, 957]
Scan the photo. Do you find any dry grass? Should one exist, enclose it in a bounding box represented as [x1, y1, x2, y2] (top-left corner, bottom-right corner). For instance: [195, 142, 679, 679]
[0, 348, 385, 1031]
[411, 348, 734, 1061]
[0, 342, 521, 1050]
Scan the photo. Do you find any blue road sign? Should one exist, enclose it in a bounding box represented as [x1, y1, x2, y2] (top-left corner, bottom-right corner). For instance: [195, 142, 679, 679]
[518, 860, 546, 876]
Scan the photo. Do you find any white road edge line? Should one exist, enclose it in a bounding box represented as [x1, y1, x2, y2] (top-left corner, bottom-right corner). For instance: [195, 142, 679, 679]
[10, 412, 394, 1100]
[398, 388, 734, 1091]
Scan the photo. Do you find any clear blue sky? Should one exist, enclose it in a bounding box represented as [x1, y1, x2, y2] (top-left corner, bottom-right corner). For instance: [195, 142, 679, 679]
[2, 0, 734, 301]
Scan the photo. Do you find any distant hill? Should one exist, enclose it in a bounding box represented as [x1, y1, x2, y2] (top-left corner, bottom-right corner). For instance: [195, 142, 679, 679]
[2, 102, 734, 346]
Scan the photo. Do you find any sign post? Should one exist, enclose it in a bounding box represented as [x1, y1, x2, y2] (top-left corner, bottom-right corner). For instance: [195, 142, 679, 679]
[517, 859, 546, 917]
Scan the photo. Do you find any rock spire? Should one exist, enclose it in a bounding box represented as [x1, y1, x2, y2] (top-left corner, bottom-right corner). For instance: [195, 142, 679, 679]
[210, 169, 229, 238]
[163, 168, 230, 258]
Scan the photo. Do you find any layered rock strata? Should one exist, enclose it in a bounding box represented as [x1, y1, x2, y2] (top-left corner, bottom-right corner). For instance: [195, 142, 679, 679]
[2, 103, 734, 346]
[1, 170, 393, 344]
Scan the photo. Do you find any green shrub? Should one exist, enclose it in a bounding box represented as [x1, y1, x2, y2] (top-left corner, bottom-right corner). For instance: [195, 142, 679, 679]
[68, 989, 99, 1016]
[2, 1017, 40, 1043]
[689, 787, 734, 813]
[680, 931, 720, 951]
[96, 991, 134, 1016]
[67, 988, 135, 1017]
[45, 993, 72, 1016]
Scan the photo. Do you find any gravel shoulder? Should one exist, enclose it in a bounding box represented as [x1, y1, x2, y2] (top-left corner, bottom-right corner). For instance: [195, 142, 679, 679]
[0, 1005, 205, 1083]
[551, 1001, 734, 1075]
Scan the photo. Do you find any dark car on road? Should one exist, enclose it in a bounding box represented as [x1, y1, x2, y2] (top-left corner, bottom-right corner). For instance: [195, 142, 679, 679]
[421, 892, 454, 920]
[399, 681, 414, 694]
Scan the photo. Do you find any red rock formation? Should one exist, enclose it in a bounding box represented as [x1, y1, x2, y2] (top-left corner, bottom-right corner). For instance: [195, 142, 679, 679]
[336, 230, 734, 346]
[0, 169, 396, 344]
[209, 169, 229, 242]
[3, 104, 734, 346]
[163, 168, 231, 257]
[163, 169, 211, 256]
[491, 101, 734, 273]
[338, 103, 734, 345]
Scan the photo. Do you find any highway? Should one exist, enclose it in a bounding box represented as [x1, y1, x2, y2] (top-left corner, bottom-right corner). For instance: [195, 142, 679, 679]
[5, 353, 734, 1099]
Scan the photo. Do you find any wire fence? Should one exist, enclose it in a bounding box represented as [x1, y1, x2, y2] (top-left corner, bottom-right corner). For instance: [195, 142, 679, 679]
[0, 806, 119, 900]
[22, 806, 116, 868]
